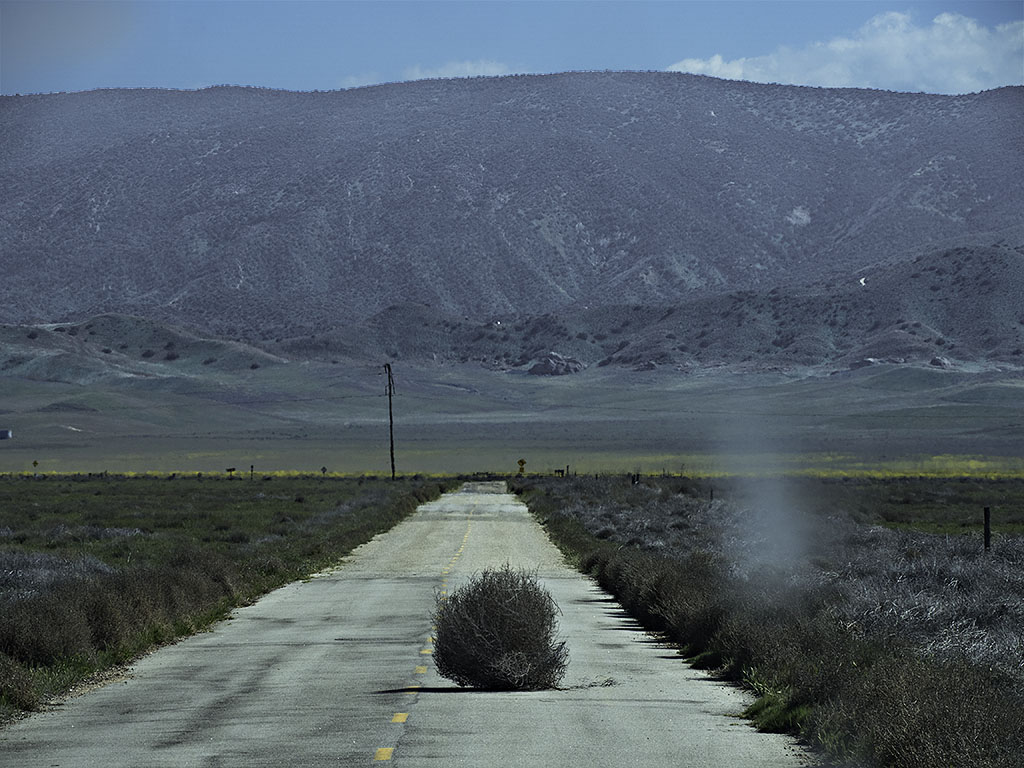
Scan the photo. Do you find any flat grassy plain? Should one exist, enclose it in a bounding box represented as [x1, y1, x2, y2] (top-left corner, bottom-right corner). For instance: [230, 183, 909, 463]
[1, 362, 1022, 477]
[721, 475, 1024, 534]
[2, 357, 1021, 758]
[515, 474, 1024, 768]
[0, 473, 453, 724]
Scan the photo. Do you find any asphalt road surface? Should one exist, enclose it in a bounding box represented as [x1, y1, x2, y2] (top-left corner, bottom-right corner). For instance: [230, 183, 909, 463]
[1, 482, 812, 767]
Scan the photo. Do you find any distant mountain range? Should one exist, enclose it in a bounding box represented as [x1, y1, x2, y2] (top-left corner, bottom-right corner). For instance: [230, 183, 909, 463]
[1, 72, 1022, 373]
[275, 242, 1024, 372]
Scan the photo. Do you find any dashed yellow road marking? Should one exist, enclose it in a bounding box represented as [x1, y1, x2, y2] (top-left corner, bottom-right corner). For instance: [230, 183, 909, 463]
[373, 514, 477, 765]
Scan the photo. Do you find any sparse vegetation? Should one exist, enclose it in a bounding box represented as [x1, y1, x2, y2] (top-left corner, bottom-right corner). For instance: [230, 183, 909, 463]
[3, 76, 1019, 347]
[0, 473, 453, 724]
[513, 475, 1024, 768]
[432, 564, 568, 690]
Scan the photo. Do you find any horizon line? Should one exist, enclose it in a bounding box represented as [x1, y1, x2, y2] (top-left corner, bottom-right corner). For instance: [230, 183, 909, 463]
[4, 69, 1017, 98]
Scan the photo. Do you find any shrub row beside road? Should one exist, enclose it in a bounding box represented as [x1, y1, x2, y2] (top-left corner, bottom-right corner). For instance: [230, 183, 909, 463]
[0, 474, 454, 723]
[513, 475, 1024, 768]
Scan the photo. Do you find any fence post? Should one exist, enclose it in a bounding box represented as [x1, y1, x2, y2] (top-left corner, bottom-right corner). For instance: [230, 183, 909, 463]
[984, 506, 991, 552]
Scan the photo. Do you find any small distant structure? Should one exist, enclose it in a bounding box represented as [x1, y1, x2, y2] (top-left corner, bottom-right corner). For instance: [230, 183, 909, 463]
[0, 430, 12, 440]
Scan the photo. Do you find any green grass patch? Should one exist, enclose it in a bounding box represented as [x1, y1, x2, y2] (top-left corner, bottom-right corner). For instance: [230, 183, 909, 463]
[793, 475, 1024, 533]
[743, 689, 811, 734]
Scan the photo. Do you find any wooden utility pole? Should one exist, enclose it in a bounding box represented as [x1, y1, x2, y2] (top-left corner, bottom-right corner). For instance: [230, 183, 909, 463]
[384, 363, 396, 480]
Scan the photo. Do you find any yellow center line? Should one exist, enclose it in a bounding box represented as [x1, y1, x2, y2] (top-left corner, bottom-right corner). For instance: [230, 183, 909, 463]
[376, 511, 476, 766]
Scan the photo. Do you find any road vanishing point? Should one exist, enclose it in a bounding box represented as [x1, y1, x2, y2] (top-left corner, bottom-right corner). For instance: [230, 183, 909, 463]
[1, 482, 812, 767]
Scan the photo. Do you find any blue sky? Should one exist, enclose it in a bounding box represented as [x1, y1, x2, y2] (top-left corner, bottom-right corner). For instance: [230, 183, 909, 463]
[1, 1, 1021, 95]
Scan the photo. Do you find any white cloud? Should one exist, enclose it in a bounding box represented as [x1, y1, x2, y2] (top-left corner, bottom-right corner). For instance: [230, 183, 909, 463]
[668, 12, 1024, 94]
[403, 59, 513, 81]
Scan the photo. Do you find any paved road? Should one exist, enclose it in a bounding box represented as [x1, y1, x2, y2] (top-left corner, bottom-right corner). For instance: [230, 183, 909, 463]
[1, 482, 811, 767]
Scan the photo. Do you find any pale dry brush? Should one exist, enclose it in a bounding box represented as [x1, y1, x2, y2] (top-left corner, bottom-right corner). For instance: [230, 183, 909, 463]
[431, 565, 569, 691]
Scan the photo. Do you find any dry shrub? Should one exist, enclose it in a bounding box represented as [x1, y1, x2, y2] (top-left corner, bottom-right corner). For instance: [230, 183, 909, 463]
[0, 476, 457, 722]
[0, 590, 94, 665]
[516, 476, 1024, 768]
[0, 653, 38, 712]
[432, 565, 568, 690]
[810, 654, 1024, 768]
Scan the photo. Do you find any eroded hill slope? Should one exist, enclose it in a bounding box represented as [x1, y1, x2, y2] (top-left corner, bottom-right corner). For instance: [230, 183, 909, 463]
[2, 73, 1020, 338]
